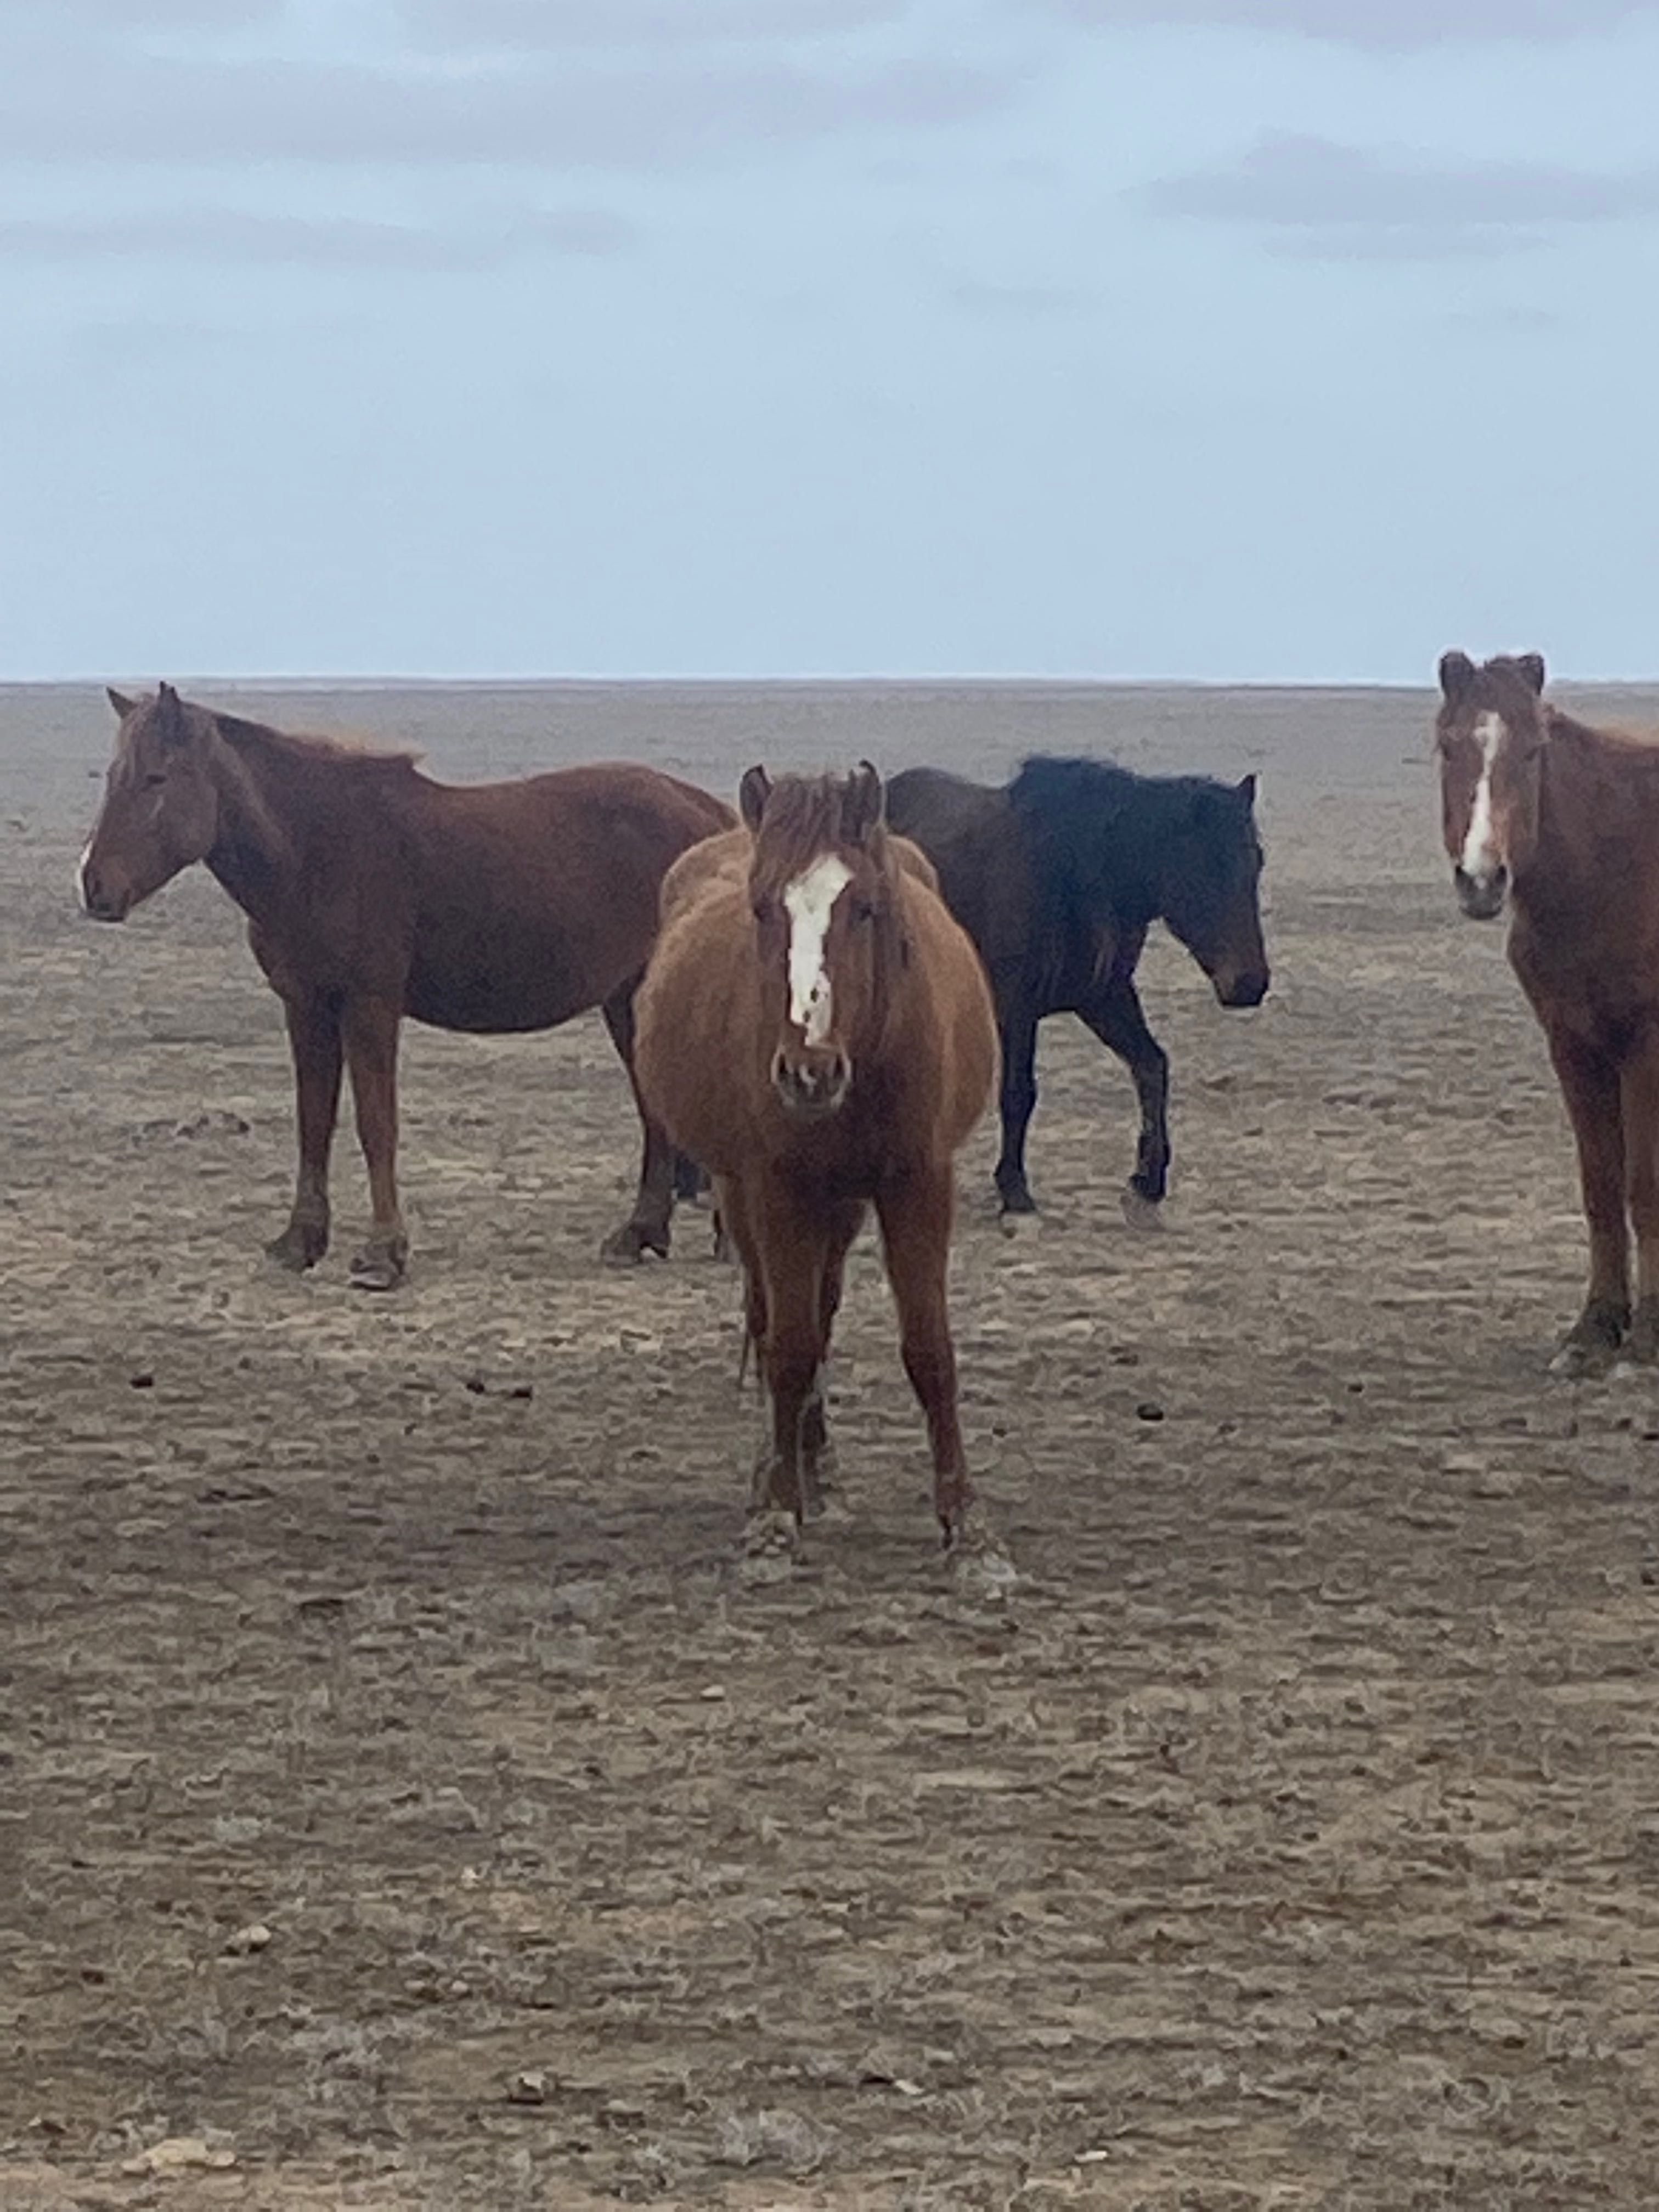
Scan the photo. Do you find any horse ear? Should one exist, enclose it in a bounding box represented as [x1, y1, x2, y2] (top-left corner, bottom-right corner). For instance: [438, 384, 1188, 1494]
[1235, 772, 1257, 809]
[739, 765, 771, 832]
[1438, 651, 1477, 704]
[106, 686, 137, 720]
[1517, 652, 1547, 695]
[843, 760, 885, 846]
[154, 682, 191, 747]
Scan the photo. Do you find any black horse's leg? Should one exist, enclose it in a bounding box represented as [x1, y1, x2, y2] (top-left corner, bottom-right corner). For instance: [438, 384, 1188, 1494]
[1077, 975, 1171, 1203]
[993, 996, 1041, 1214]
[599, 980, 676, 1263]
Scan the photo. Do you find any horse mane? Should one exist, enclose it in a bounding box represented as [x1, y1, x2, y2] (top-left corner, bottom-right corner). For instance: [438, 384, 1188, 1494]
[1547, 705, 1659, 764]
[751, 772, 892, 887]
[210, 708, 424, 780]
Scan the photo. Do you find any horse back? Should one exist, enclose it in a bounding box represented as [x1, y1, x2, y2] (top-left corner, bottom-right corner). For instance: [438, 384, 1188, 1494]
[884, 767, 1032, 974]
[396, 763, 731, 1031]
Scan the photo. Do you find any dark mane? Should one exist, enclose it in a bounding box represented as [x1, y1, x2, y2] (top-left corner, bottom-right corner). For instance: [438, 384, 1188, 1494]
[211, 709, 424, 778]
[1008, 753, 1251, 932]
[1547, 707, 1659, 763]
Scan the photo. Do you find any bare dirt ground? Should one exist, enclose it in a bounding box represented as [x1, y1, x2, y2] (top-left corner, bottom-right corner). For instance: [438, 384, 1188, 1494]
[6, 680, 1659, 2210]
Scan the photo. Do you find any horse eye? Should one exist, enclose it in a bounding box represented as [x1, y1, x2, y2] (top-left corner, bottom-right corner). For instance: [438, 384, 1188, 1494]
[143, 772, 167, 789]
[751, 896, 772, 924]
[851, 899, 876, 924]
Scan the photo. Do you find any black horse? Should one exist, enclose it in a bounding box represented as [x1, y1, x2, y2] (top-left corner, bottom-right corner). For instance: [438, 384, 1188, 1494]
[885, 755, 1269, 1215]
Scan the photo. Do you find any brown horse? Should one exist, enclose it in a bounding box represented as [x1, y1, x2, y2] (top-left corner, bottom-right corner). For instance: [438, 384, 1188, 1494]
[80, 684, 732, 1286]
[1437, 649, 1659, 1373]
[635, 763, 997, 1543]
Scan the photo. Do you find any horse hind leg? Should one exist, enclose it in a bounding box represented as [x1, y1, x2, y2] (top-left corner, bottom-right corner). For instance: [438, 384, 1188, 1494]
[599, 982, 676, 1265]
[1618, 1036, 1659, 1364]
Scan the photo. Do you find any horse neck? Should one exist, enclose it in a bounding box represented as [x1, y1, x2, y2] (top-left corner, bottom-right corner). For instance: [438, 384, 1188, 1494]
[202, 727, 313, 918]
[1515, 716, 1628, 906]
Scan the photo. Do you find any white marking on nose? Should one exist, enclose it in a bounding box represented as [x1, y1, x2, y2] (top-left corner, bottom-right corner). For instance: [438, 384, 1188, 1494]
[782, 854, 851, 1047]
[1460, 710, 1504, 881]
[77, 837, 95, 911]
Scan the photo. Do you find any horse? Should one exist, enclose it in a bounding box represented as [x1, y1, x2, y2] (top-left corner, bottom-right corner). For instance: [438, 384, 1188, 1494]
[1436, 648, 1659, 1375]
[78, 684, 733, 1288]
[634, 763, 997, 1544]
[885, 755, 1269, 1217]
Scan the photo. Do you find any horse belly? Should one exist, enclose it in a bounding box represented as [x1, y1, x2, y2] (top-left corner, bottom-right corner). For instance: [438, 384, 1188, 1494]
[404, 940, 602, 1035]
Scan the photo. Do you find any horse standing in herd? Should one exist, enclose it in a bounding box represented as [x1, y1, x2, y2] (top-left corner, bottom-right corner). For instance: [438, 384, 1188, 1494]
[635, 763, 997, 1544]
[1437, 649, 1659, 1375]
[886, 755, 1269, 1216]
[79, 684, 731, 1286]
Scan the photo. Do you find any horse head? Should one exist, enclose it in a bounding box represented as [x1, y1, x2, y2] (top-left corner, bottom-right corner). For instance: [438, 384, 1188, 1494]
[80, 684, 222, 922]
[741, 760, 896, 1120]
[1162, 775, 1270, 1008]
[1435, 650, 1548, 921]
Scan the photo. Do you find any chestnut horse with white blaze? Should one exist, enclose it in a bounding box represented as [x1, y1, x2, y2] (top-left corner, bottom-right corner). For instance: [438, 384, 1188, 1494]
[635, 763, 997, 1543]
[1437, 648, 1659, 1373]
[80, 684, 732, 1287]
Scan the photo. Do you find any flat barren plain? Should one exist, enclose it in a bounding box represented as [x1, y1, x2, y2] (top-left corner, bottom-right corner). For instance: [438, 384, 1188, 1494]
[5, 679, 1659, 2209]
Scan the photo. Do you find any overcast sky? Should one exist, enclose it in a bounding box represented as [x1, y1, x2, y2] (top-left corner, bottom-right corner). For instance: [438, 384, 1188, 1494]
[4, 0, 1658, 681]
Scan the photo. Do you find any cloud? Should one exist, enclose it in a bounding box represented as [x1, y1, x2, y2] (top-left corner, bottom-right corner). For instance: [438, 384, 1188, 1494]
[0, 46, 1013, 168]
[1134, 133, 1659, 259]
[402, 0, 907, 46]
[1039, 0, 1658, 50]
[0, 207, 638, 269]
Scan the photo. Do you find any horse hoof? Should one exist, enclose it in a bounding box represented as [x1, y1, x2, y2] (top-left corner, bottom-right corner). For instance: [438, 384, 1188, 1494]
[950, 1525, 1018, 1600]
[266, 1224, 326, 1272]
[349, 1248, 405, 1293]
[997, 1186, 1037, 1218]
[998, 1208, 1040, 1241]
[738, 1508, 802, 1583]
[599, 1221, 670, 1267]
[1120, 1189, 1165, 1234]
[1549, 1336, 1616, 1379]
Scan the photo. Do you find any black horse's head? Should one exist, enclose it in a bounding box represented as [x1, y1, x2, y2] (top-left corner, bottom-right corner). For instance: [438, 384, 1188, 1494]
[1155, 774, 1269, 1007]
[1009, 756, 1269, 1009]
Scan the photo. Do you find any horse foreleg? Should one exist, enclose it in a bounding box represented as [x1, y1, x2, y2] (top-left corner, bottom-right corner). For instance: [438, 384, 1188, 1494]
[341, 995, 408, 1292]
[268, 994, 342, 1272]
[876, 1167, 970, 1544]
[798, 1200, 865, 1514]
[1546, 1027, 1629, 1373]
[1078, 975, 1170, 1205]
[599, 983, 676, 1265]
[749, 1184, 833, 1526]
[993, 994, 1041, 1215]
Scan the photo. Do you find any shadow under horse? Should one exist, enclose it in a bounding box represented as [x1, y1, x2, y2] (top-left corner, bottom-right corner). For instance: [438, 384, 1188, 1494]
[886, 755, 1269, 1216]
[80, 684, 732, 1286]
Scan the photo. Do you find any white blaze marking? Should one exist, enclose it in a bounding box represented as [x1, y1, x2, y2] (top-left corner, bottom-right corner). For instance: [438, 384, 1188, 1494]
[782, 854, 851, 1046]
[1460, 710, 1503, 880]
[77, 837, 94, 911]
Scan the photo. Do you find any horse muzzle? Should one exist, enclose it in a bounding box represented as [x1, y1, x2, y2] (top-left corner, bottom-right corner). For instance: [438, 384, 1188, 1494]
[771, 1047, 852, 1119]
[79, 857, 132, 923]
[1453, 863, 1508, 921]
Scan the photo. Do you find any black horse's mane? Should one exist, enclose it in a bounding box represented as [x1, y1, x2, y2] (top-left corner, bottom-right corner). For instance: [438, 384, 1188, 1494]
[1007, 754, 1246, 931]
